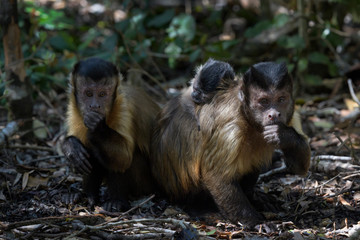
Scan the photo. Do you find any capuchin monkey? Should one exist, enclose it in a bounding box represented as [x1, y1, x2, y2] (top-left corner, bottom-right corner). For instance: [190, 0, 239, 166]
[189, 58, 236, 130]
[191, 58, 235, 105]
[62, 58, 159, 211]
[151, 61, 310, 227]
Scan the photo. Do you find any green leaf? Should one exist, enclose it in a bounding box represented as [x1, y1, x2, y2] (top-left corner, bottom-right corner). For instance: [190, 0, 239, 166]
[206, 229, 216, 235]
[78, 29, 101, 51]
[273, 13, 289, 28]
[221, 40, 239, 50]
[244, 20, 272, 38]
[165, 42, 182, 68]
[147, 9, 175, 28]
[102, 34, 118, 52]
[49, 32, 76, 51]
[298, 58, 308, 73]
[277, 35, 306, 50]
[167, 14, 196, 42]
[308, 52, 330, 65]
[189, 49, 202, 62]
[304, 74, 323, 86]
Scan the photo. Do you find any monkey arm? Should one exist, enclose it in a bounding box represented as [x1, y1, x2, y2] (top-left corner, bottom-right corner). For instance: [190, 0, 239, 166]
[87, 121, 133, 172]
[62, 136, 92, 174]
[281, 129, 310, 175]
[264, 123, 310, 175]
[203, 173, 263, 227]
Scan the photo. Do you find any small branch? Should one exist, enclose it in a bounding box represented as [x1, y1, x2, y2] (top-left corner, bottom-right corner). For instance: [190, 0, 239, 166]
[99, 194, 155, 218]
[7, 144, 56, 153]
[258, 162, 287, 181]
[0, 214, 105, 231]
[347, 79, 360, 106]
[313, 155, 352, 161]
[334, 133, 352, 154]
[24, 155, 65, 164]
[343, 171, 360, 180]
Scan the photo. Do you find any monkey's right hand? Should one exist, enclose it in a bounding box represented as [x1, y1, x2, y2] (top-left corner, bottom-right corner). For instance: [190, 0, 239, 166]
[62, 136, 92, 175]
[84, 111, 106, 132]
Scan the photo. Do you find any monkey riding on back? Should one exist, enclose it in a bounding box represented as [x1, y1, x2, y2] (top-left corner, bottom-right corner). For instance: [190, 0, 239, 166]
[62, 58, 159, 210]
[151, 59, 311, 227]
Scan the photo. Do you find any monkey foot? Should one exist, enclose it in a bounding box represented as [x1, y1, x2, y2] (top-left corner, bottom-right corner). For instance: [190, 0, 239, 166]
[102, 199, 130, 212]
[62, 193, 81, 205]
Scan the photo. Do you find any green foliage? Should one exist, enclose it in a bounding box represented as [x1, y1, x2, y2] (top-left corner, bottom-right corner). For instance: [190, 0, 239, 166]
[0, 0, 355, 97]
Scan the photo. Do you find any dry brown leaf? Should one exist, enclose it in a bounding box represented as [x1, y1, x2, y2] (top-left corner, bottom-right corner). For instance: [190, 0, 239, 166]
[27, 175, 49, 188]
[338, 195, 355, 211]
[22, 172, 30, 190]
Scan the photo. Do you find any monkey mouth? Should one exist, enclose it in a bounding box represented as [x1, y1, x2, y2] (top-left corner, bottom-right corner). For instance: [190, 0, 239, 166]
[265, 120, 283, 126]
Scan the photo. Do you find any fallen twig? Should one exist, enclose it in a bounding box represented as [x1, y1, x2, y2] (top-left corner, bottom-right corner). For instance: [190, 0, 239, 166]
[258, 161, 287, 181]
[343, 171, 360, 180]
[64, 217, 194, 240]
[313, 155, 352, 161]
[7, 144, 56, 153]
[0, 214, 105, 231]
[99, 194, 155, 218]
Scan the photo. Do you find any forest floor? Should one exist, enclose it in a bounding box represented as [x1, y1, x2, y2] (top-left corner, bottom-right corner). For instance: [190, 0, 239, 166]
[0, 85, 360, 240]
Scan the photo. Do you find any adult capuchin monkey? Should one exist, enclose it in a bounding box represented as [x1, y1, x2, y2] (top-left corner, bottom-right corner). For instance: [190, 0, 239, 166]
[151, 60, 310, 227]
[62, 58, 159, 211]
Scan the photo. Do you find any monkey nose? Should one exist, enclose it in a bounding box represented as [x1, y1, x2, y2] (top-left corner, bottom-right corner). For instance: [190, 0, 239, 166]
[90, 105, 101, 110]
[268, 112, 281, 120]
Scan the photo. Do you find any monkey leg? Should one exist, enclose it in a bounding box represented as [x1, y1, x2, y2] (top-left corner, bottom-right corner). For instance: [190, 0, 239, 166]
[82, 164, 105, 208]
[103, 172, 130, 212]
[203, 174, 264, 228]
[240, 170, 260, 201]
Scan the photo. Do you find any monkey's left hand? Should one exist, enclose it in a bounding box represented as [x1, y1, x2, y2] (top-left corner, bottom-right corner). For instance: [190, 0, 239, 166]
[263, 123, 298, 149]
[84, 111, 106, 132]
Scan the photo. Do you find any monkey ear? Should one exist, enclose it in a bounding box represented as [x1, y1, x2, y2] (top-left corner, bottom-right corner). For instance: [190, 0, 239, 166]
[278, 62, 289, 78]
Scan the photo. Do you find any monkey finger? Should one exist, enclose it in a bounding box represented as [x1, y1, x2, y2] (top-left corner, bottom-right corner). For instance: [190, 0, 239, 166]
[77, 157, 92, 174]
[78, 145, 90, 159]
[80, 158, 93, 174]
[264, 125, 278, 131]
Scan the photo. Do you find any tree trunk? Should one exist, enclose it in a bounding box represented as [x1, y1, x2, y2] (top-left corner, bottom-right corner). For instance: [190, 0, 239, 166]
[1, 0, 33, 134]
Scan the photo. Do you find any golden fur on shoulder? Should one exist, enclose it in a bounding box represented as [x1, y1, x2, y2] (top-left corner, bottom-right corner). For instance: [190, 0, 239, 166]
[66, 74, 159, 173]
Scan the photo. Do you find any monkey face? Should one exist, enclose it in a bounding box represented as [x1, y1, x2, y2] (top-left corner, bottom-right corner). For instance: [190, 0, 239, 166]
[247, 85, 294, 127]
[191, 87, 216, 105]
[75, 77, 117, 118]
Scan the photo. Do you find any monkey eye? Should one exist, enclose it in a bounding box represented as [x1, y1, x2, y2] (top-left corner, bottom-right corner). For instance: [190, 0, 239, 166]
[278, 96, 286, 103]
[85, 90, 93, 97]
[99, 91, 106, 97]
[259, 98, 269, 106]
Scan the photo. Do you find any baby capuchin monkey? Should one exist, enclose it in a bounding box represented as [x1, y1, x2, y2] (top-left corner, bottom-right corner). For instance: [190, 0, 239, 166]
[191, 58, 235, 105]
[190, 58, 236, 130]
[62, 58, 159, 211]
[151, 61, 310, 227]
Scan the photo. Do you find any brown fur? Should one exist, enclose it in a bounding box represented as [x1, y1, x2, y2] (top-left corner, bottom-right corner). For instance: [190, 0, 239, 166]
[152, 83, 275, 198]
[151, 76, 309, 225]
[67, 74, 158, 173]
[65, 72, 160, 205]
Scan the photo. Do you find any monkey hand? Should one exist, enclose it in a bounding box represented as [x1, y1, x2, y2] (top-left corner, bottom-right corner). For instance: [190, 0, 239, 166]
[84, 111, 106, 132]
[263, 123, 297, 149]
[62, 136, 92, 175]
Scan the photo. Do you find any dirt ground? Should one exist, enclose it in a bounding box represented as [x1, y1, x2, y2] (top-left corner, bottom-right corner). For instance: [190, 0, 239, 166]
[0, 88, 359, 240]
